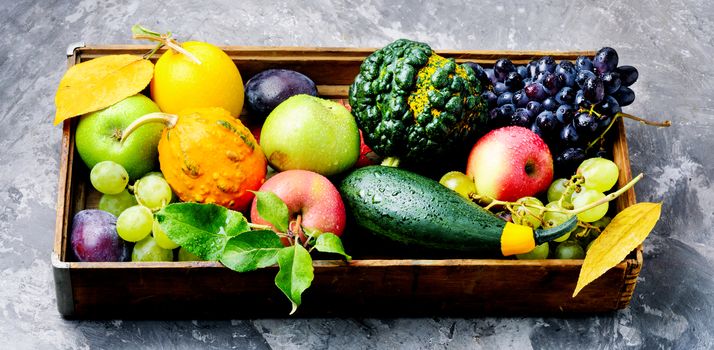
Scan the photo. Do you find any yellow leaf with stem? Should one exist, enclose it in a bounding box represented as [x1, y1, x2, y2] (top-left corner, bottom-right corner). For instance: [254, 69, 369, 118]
[573, 202, 662, 297]
[54, 54, 154, 125]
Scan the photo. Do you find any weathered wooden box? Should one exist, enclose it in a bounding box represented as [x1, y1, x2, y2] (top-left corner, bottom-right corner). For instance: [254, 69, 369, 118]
[52, 44, 641, 318]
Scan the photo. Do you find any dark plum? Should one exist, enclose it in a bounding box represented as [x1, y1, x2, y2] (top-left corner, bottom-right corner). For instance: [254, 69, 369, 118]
[71, 210, 130, 262]
[245, 69, 317, 119]
[592, 47, 619, 74]
[616, 65, 639, 86]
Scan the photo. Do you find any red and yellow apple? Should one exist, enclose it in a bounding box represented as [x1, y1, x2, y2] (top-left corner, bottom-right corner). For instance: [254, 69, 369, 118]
[250, 170, 346, 244]
[466, 126, 553, 202]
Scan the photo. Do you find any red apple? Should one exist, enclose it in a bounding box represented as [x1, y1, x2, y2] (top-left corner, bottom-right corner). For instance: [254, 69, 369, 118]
[250, 170, 346, 244]
[466, 126, 553, 202]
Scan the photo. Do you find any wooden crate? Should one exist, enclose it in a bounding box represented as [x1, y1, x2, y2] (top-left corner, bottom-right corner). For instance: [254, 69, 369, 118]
[52, 44, 641, 318]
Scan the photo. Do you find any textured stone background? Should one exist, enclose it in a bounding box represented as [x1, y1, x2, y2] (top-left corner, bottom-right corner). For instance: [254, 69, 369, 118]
[1, 0, 712, 349]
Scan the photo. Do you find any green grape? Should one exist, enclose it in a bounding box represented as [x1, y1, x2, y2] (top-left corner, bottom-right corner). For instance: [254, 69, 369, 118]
[134, 173, 173, 211]
[439, 171, 476, 199]
[586, 240, 595, 253]
[152, 219, 179, 250]
[591, 216, 611, 230]
[512, 197, 543, 229]
[572, 189, 608, 223]
[577, 157, 619, 192]
[98, 189, 137, 217]
[546, 178, 572, 204]
[131, 235, 174, 262]
[178, 247, 203, 261]
[555, 241, 585, 259]
[516, 242, 549, 260]
[116, 205, 153, 242]
[90, 161, 129, 195]
[542, 202, 576, 242]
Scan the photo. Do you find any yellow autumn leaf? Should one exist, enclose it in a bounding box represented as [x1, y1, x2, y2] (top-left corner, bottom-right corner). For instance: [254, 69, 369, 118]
[573, 202, 662, 297]
[54, 54, 154, 125]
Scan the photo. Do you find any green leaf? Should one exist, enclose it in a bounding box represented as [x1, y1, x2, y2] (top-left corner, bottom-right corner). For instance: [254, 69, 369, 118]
[155, 203, 250, 261]
[313, 233, 352, 261]
[573, 202, 662, 297]
[275, 245, 314, 315]
[220, 230, 284, 272]
[252, 191, 289, 233]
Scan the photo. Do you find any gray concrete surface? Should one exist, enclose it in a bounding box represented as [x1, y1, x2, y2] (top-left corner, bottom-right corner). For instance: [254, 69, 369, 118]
[1, 0, 712, 348]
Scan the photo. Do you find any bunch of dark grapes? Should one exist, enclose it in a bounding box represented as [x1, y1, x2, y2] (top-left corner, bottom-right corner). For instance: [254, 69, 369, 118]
[465, 47, 639, 176]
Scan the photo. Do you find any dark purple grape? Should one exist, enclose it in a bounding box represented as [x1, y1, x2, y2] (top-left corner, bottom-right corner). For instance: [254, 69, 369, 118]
[560, 123, 582, 146]
[555, 87, 576, 104]
[601, 71, 621, 94]
[526, 60, 539, 78]
[494, 58, 516, 81]
[596, 95, 621, 117]
[494, 82, 508, 94]
[245, 69, 318, 118]
[510, 108, 532, 127]
[592, 47, 619, 74]
[555, 104, 576, 124]
[481, 91, 498, 109]
[538, 56, 556, 74]
[556, 61, 577, 86]
[575, 56, 594, 72]
[71, 209, 130, 262]
[556, 72, 575, 88]
[463, 62, 491, 90]
[543, 74, 562, 95]
[576, 70, 596, 88]
[488, 108, 504, 125]
[574, 112, 599, 135]
[505, 71, 524, 91]
[497, 91, 514, 106]
[612, 86, 635, 106]
[574, 89, 587, 107]
[517, 65, 528, 79]
[542, 97, 559, 111]
[535, 111, 559, 134]
[616, 65, 639, 86]
[598, 116, 613, 131]
[524, 82, 547, 101]
[513, 89, 529, 107]
[501, 103, 516, 116]
[526, 101, 543, 116]
[555, 147, 586, 177]
[530, 123, 546, 140]
[535, 71, 551, 84]
[582, 76, 605, 103]
[486, 68, 498, 84]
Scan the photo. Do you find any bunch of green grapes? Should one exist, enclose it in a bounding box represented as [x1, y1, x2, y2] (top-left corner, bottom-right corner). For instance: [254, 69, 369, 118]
[88, 162, 197, 262]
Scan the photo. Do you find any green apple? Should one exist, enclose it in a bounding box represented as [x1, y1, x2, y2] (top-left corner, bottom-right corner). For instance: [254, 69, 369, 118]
[75, 94, 163, 180]
[260, 94, 360, 176]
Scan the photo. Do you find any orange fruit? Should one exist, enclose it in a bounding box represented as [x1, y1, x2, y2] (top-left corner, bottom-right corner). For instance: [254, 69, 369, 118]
[151, 42, 244, 116]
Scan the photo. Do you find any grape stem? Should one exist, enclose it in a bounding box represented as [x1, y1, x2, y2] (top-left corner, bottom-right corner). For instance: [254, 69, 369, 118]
[248, 223, 273, 230]
[477, 173, 643, 216]
[586, 111, 671, 151]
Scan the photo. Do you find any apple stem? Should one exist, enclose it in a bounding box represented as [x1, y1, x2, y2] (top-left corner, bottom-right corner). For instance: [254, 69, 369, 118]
[131, 24, 202, 64]
[380, 157, 401, 167]
[120, 112, 178, 144]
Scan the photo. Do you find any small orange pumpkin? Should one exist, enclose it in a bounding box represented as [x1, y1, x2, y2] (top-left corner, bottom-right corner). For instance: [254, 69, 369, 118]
[123, 107, 266, 211]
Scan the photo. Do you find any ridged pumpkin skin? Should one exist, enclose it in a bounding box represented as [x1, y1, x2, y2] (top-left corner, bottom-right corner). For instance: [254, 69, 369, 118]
[158, 107, 266, 211]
